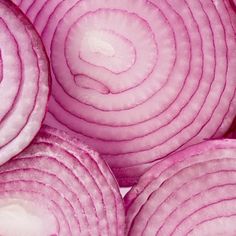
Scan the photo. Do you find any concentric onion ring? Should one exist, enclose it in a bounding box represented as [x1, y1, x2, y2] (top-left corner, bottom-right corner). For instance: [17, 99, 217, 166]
[12, 0, 236, 186]
[0, 0, 49, 164]
[125, 139, 236, 235]
[0, 125, 124, 236]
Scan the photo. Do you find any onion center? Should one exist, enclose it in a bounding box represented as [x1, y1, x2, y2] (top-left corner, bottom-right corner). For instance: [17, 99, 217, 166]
[0, 199, 57, 236]
[64, 9, 147, 75]
[82, 30, 116, 57]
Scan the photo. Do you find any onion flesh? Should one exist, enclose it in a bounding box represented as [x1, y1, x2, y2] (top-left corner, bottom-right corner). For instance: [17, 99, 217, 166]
[0, 0, 49, 164]
[125, 139, 236, 235]
[11, 0, 236, 186]
[0, 125, 125, 236]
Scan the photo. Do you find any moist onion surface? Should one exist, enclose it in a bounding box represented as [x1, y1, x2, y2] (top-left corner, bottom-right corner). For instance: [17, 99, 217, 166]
[0, 0, 49, 165]
[0, 125, 125, 236]
[125, 139, 236, 236]
[12, 0, 236, 186]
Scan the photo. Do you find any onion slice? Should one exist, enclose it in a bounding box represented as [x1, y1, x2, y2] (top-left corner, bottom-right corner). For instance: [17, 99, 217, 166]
[11, 0, 236, 186]
[0, 125, 125, 236]
[0, 0, 49, 164]
[125, 139, 236, 235]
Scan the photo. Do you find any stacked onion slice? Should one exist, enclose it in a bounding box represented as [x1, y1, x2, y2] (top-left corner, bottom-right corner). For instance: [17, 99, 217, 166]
[0, 126, 124, 236]
[12, 0, 236, 186]
[125, 140, 236, 236]
[0, 0, 49, 164]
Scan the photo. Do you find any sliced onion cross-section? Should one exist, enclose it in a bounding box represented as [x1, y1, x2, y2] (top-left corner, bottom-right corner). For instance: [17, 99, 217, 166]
[12, 0, 236, 186]
[0, 125, 125, 236]
[0, 0, 49, 164]
[125, 140, 236, 236]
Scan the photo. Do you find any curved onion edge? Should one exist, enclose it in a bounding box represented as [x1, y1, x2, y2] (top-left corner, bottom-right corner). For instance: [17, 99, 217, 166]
[0, 125, 125, 236]
[124, 139, 236, 235]
[0, 0, 50, 164]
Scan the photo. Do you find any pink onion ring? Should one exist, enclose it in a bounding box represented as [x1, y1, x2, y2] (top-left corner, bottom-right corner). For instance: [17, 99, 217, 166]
[11, 0, 236, 186]
[0, 0, 49, 164]
[125, 139, 236, 235]
[0, 125, 124, 236]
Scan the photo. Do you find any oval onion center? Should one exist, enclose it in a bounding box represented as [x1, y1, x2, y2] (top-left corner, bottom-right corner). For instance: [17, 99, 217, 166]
[0, 199, 57, 236]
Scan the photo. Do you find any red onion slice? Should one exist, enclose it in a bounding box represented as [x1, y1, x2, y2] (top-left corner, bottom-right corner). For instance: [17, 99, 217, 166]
[0, 125, 124, 236]
[12, 0, 236, 186]
[0, 0, 49, 164]
[125, 139, 236, 235]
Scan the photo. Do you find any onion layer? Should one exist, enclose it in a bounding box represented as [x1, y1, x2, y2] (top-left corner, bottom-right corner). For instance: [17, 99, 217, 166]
[12, 0, 236, 186]
[0, 0, 49, 164]
[125, 139, 236, 235]
[0, 125, 124, 236]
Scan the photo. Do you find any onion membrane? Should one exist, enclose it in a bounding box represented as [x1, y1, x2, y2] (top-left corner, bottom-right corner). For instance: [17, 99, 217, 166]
[0, 125, 124, 236]
[0, 0, 49, 164]
[12, 0, 236, 186]
[125, 140, 236, 235]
